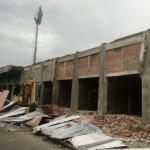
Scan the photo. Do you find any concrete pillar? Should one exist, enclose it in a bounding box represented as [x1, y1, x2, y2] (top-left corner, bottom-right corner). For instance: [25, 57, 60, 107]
[39, 82, 44, 106]
[98, 43, 107, 115]
[11, 84, 16, 98]
[52, 58, 59, 105]
[70, 52, 79, 112]
[142, 30, 150, 123]
[39, 62, 44, 106]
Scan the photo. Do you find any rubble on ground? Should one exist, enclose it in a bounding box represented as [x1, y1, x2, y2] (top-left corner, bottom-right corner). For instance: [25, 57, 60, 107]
[81, 112, 150, 143]
[0, 91, 149, 149]
[41, 104, 71, 116]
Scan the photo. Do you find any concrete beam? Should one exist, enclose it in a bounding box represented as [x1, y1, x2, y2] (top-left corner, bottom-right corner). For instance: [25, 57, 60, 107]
[58, 55, 74, 63]
[98, 43, 107, 115]
[106, 70, 139, 77]
[78, 74, 99, 79]
[78, 46, 101, 58]
[106, 34, 143, 50]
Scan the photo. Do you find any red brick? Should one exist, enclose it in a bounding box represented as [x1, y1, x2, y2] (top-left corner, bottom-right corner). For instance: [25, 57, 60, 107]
[78, 56, 88, 76]
[65, 60, 73, 78]
[90, 53, 100, 74]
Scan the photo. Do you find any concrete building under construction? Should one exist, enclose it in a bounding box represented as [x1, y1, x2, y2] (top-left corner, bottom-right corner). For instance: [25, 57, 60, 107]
[0, 29, 150, 123]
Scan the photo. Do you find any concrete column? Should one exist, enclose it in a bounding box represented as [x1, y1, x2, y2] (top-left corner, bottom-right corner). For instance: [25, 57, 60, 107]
[39, 62, 44, 106]
[142, 30, 150, 123]
[70, 52, 79, 112]
[11, 84, 16, 98]
[52, 58, 59, 105]
[39, 82, 44, 106]
[98, 43, 107, 115]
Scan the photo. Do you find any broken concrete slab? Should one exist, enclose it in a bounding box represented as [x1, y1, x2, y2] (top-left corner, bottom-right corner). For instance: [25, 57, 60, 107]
[0, 90, 9, 109]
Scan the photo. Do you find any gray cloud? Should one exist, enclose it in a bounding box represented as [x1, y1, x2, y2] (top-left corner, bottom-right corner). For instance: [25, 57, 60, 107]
[0, 0, 150, 67]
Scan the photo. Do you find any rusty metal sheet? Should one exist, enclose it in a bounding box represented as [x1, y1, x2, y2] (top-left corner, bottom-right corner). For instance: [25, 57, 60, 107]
[68, 131, 126, 150]
[0, 99, 19, 112]
[33, 115, 80, 133]
[0, 90, 9, 109]
[41, 120, 100, 139]
[51, 115, 67, 122]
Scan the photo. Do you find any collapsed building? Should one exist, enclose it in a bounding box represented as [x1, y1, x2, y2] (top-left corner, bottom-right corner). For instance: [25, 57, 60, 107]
[0, 29, 150, 123]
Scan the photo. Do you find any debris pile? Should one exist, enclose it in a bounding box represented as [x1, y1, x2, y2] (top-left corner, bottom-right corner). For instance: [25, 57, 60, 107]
[41, 104, 70, 116]
[0, 91, 126, 149]
[84, 113, 150, 141]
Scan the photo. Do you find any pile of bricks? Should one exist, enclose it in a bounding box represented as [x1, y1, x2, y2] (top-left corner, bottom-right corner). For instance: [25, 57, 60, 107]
[92, 114, 150, 140]
[41, 104, 70, 116]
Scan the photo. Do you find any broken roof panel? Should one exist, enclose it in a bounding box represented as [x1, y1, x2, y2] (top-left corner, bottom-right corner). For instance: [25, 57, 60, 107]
[0, 99, 19, 112]
[0, 110, 44, 123]
[68, 131, 126, 150]
[33, 115, 80, 133]
[0, 107, 26, 119]
[42, 120, 100, 139]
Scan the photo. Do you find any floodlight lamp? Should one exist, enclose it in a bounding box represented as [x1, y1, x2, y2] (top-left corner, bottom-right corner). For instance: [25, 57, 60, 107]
[34, 6, 43, 25]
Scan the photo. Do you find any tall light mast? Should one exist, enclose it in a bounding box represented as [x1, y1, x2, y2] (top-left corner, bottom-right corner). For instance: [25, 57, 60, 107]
[33, 6, 43, 64]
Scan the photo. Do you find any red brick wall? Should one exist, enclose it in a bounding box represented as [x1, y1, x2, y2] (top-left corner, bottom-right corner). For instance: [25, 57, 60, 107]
[58, 62, 64, 79]
[65, 60, 73, 78]
[78, 56, 88, 76]
[106, 48, 122, 73]
[106, 42, 141, 74]
[90, 53, 100, 74]
[122, 42, 141, 71]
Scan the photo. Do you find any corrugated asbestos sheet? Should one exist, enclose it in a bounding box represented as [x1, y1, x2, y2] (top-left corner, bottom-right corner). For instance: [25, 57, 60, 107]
[0, 110, 44, 123]
[42, 120, 100, 139]
[0, 107, 26, 119]
[33, 116, 127, 149]
[0, 99, 19, 112]
[68, 131, 126, 150]
[33, 115, 80, 133]
[19, 110, 44, 119]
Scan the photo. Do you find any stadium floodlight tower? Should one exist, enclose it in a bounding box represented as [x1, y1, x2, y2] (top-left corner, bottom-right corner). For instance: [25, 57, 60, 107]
[33, 6, 43, 64]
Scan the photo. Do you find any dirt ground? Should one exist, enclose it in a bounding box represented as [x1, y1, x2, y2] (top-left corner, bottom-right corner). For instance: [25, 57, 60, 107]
[0, 123, 70, 150]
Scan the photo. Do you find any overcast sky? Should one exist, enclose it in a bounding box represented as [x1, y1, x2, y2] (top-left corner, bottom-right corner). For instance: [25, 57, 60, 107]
[0, 0, 150, 67]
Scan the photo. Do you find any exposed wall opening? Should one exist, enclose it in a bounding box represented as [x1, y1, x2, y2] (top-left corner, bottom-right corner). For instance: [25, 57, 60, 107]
[0, 86, 2, 92]
[107, 74, 142, 115]
[43, 81, 53, 104]
[78, 77, 99, 111]
[14, 85, 21, 96]
[58, 80, 72, 108]
[2, 85, 6, 91]
[7, 85, 12, 100]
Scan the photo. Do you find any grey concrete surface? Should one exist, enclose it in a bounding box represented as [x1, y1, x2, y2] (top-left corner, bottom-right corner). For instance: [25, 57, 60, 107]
[0, 124, 69, 150]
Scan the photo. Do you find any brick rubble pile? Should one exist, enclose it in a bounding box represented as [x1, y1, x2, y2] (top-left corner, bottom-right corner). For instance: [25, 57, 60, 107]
[41, 104, 70, 116]
[83, 113, 150, 141]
